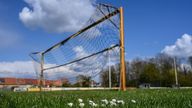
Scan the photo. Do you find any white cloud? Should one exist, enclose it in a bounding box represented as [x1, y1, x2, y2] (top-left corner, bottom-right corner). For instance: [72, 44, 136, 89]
[180, 63, 191, 71]
[0, 60, 89, 80]
[0, 45, 118, 80]
[73, 46, 88, 58]
[162, 34, 192, 58]
[0, 61, 66, 79]
[44, 45, 109, 80]
[19, 0, 95, 33]
[0, 46, 119, 81]
[0, 61, 36, 78]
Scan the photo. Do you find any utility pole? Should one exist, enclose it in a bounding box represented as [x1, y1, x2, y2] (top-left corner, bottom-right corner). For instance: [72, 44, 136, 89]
[40, 53, 44, 91]
[108, 50, 112, 88]
[91, 70, 94, 88]
[119, 7, 126, 91]
[173, 57, 178, 87]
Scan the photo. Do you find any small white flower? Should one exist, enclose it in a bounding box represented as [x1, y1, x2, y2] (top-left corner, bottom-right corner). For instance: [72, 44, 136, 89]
[78, 98, 83, 103]
[117, 100, 125, 105]
[79, 103, 85, 108]
[92, 103, 98, 107]
[112, 99, 117, 102]
[131, 99, 136, 103]
[110, 101, 117, 106]
[101, 99, 108, 105]
[89, 100, 94, 103]
[67, 103, 73, 107]
[89, 100, 98, 107]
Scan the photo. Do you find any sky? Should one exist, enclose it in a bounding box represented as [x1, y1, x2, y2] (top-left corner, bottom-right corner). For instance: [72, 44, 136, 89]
[0, 0, 192, 78]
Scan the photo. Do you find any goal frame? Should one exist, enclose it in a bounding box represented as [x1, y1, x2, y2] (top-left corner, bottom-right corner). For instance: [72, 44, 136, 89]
[31, 5, 126, 91]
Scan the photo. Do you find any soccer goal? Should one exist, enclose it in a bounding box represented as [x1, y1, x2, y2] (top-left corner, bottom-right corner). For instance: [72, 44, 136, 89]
[30, 4, 126, 91]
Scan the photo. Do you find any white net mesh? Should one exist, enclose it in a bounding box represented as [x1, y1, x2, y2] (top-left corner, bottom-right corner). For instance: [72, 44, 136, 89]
[30, 4, 121, 88]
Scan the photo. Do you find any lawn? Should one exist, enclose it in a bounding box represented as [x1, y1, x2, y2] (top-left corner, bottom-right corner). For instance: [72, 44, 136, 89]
[0, 89, 192, 108]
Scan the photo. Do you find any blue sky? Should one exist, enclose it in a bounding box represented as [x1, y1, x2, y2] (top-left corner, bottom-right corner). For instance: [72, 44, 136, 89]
[0, 0, 192, 77]
[0, 0, 192, 61]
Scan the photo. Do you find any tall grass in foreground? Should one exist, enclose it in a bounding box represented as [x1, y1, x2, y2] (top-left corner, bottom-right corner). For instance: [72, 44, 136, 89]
[0, 89, 192, 108]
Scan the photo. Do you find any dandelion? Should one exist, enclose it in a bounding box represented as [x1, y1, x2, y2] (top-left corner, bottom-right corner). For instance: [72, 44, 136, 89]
[67, 103, 73, 107]
[79, 103, 85, 108]
[131, 99, 136, 103]
[78, 98, 83, 103]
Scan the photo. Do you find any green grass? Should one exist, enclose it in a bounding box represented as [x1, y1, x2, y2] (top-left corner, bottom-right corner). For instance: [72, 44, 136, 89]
[0, 89, 192, 108]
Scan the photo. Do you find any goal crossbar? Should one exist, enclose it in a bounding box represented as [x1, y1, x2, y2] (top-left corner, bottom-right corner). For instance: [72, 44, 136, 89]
[42, 9, 120, 55]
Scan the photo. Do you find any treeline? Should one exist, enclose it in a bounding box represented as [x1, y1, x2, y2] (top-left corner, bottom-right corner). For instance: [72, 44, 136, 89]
[62, 53, 192, 87]
[100, 54, 192, 87]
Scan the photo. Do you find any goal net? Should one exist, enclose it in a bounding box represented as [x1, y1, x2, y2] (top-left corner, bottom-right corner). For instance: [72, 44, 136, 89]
[30, 4, 125, 90]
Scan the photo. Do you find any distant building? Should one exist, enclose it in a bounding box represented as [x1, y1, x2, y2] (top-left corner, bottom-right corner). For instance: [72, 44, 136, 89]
[0, 77, 38, 85]
[0, 77, 67, 87]
[139, 83, 151, 89]
[90, 80, 100, 87]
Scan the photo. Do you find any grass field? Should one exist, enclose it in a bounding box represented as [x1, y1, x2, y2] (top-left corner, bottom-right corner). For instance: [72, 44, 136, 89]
[0, 89, 192, 108]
